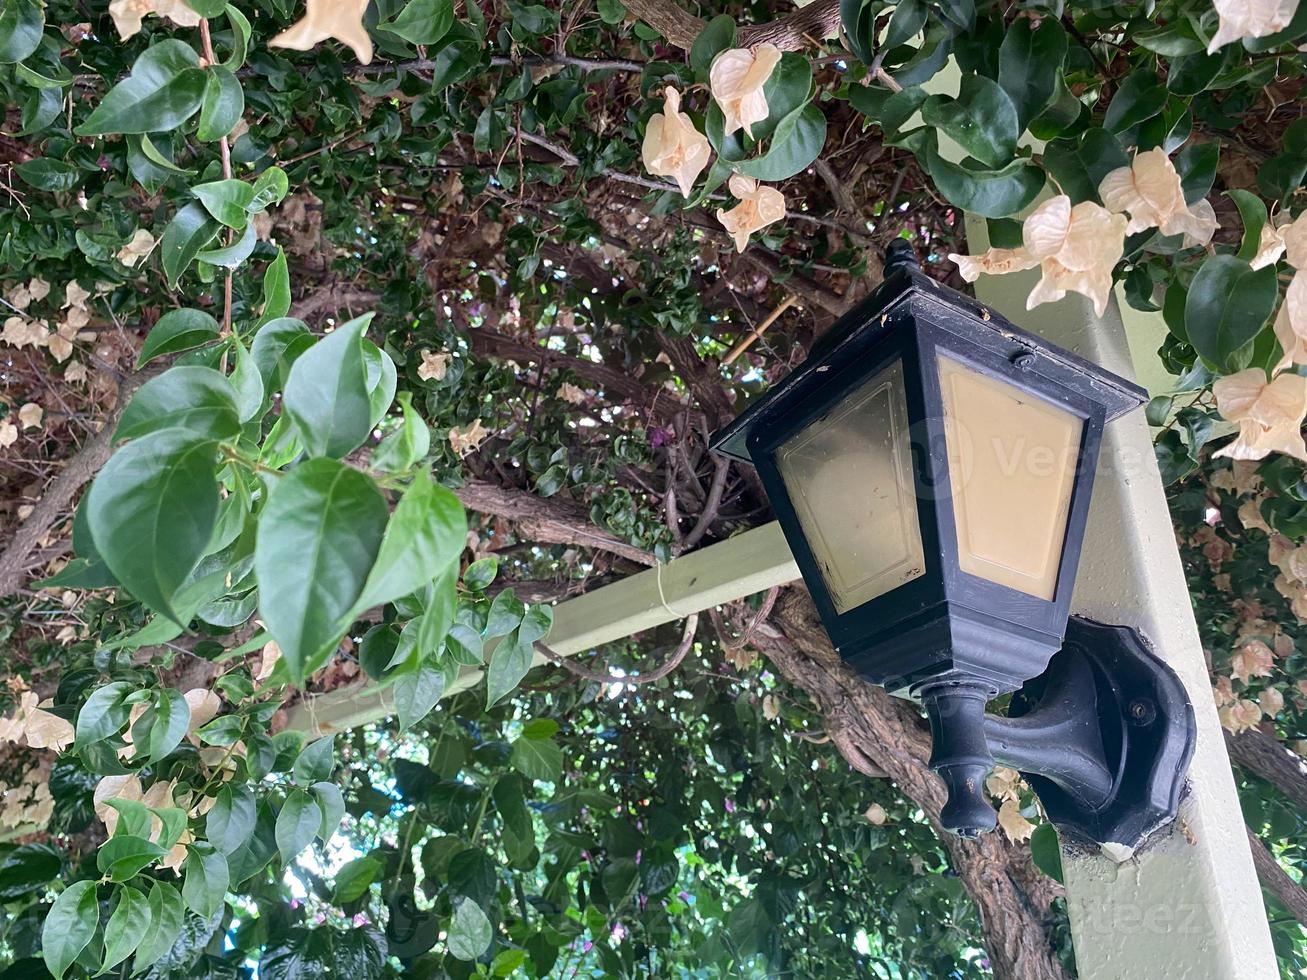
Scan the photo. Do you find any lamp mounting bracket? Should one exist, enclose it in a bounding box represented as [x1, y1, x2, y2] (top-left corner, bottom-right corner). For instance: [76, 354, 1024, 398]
[921, 617, 1196, 847]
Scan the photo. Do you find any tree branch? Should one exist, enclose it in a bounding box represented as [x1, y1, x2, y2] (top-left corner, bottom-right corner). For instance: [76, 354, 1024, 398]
[622, 0, 841, 52]
[455, 480, 656, 566]
[1227, 728, 1307, 812]
[1247, 826, 1307, 930]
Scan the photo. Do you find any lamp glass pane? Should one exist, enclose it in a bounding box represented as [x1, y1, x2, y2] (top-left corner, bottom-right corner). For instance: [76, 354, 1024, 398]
[937, 355, 1083, 600]
[775, 359, 926, 614]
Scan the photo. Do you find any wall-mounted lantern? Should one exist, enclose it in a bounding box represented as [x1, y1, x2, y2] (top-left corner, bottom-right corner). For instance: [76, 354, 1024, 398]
[712, 242, 1196, 847]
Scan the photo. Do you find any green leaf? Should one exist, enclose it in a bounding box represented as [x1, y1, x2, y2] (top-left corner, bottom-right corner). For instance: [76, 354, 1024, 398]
[276, 789, 322, 863]
[0, 0, 43, 64]
[249, 167, 290, 212]
[97, 835, 167, 881]
[160, 202, 221, 288]
[1102, 70, 1166, 133]
[1185, 255, 1278, 371]
[354, 472, 467, 614]
[997, 17, 1068, 130]
[197, 66, 243, 141]
[114, 366, 241, 443]
[311, 781, 345, 841]
[42, 880, 98, 980]
[134, 881, 186, 972]
[293, 736, 335, 785]
[197, 221, 257, 269]
[206, 785, 257, 855]
[519, 603, 553, 645]
[256, 248, 291, 328]
[283, 315, 374, 458]
[14, 157, 80, 192]
[1227, 189, 1269, 264]
[250, 316, 310, 391]
[925, 143, 1045, 218]
[447, 897, 493, 961]
[394, 656, 447, 730]
[182, 844, 229, 919]
[373, 391, 431, 472]
[255, 458, 389, 683]
[922, 75, 1019, 169]
[137, 309, 221, 367]
[193, 178, 255, 229]
[86, 429, 219, 626]
[378, 0, 454, 44]
[75, 681, 132, 745]
[1029, 822, 1064, 883]
[486, 627, 535, 708]
[883, 0, 927, 49]
[689, 14, 735, 75]
[102, 884, 152, 974]
[730, 104, 826, 182]
[142, 687, 191, 764]
[75, 40, 206, 135]
[105, 799, 153, 839]
[463, 555, 498, 591]
[485, 589, 526, 639]
[510, 734, 563, 783]
[229, 338, 266, 423]
[1175, 141, 1219, 205]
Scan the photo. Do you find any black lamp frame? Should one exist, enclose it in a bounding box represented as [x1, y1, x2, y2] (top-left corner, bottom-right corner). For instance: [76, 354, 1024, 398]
[711, 244, 1196, 844]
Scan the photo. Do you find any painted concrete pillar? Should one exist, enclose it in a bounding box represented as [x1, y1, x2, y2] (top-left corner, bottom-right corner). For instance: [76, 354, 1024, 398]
[962, 215, 1278, 979]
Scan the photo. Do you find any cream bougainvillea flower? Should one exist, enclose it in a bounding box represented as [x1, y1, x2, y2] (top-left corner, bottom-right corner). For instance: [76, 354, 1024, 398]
[1213, 368, 1307, 461]
[108, 0, 200, 40]
[184, 689, 221, 739]
[270, 0, 372, 66]
[1251, 221, 1288, 270]
[1273, 273, 1307, 367]
[1280, 211, 1307, 268]
[1207, 0, 1299, 53]
[1098, 147, 1219, 245]
[449, 418, 490, 456]
[641, 88, 711, 198]
[418, 349, 451, 382]
[0, 690, 74, 752]
[948, 195, 1127, 317]
[116, 228, 156, 268]
[709, 44, 783, 139]
[716, 174, 786, 252]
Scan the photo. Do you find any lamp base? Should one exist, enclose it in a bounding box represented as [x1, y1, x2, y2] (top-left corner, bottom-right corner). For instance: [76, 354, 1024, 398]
[992, 617, 1196, 849]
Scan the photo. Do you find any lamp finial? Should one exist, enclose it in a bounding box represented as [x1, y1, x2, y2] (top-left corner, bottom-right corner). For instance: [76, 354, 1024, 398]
[883, 239, 920, 274]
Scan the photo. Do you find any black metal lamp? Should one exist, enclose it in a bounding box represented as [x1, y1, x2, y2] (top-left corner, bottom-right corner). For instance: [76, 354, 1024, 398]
[711, 242, 1196, 846]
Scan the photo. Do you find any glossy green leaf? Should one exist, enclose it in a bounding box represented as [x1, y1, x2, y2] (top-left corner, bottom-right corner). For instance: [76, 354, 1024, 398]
[97, 835, 167, 881]
[193, 178, 255, 229]
[114, 366, 241, 443]
[354, 472, 466, 614]
[731, 104, 826, 182]
[0, 0, 43, 63]
[229, 338, 266, 422]
[1227, 189, 1269, 264]
[447, 897, 493, 961]
[689, 14, 735, 75]
[255, 458, 388, 683]
[86, 429, 219, 625]
[1102, 70, 1166, 133]
[282, 315, 374, 458]
[134, 881, 186, 972]
[142, 687, 191, 764]
[373, 391, 431, 472]
[197, 221, 257, 269]
[293, 736, 335, 785]
[510, 733, 563, 783]
[486, 627, 534, 708]
[276, 789, 322, 863]
[137, 308, 221, 367]
[75, 39, 206, 135]
[311, 781, 345, 841]
[75, 681, 132, 745]
[182, 844, 229, 919]
[925, 145, 1045, 218]
[1185, 255, 1278, 371]
[160, 202, 221, 288]
[378, 0, 454, 44]
[102, 884, 152, 973]
[197, 66, 244, 141]
[207, 785, 257, 855]
[14, 157, 79, 192]
[41, 880, 98, 980]
[256, 248, 291, 328]
[394, 655, 447, 730]
[997, 17, 1068, 129]
[922, 75, 1019, 169]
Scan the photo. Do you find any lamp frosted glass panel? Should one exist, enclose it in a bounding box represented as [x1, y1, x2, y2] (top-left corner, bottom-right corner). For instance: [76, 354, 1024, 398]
[775, 360, 925, 614]
[937, 356, 1083, 600]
